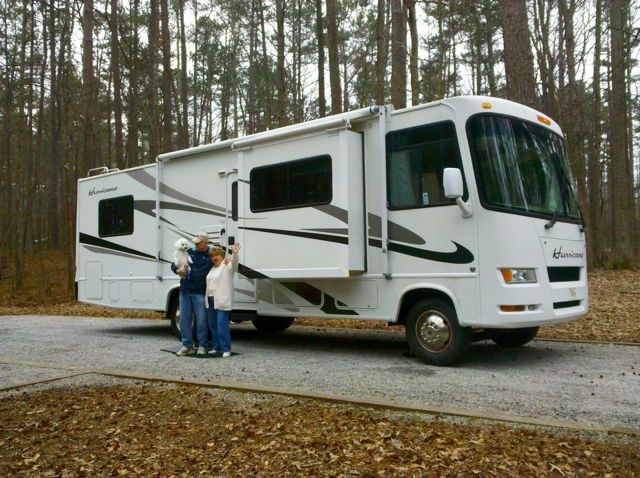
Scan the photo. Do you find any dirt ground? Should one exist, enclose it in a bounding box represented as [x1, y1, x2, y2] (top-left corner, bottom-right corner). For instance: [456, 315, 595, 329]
[1, 264, 639, 477]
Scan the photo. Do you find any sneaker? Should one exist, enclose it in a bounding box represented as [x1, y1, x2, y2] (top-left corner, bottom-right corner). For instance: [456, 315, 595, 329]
[222, 351, 231, 358]
[176, 346, 195, 356]
[197, 346, 206, 355]
[208, 349, 218, 355]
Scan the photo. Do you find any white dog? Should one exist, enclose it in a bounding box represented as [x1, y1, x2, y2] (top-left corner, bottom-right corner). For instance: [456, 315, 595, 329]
[173, 238, 193, 271]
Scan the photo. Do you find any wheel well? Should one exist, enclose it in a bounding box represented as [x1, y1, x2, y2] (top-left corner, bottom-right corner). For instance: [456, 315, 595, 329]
[395, 288, 455, 326]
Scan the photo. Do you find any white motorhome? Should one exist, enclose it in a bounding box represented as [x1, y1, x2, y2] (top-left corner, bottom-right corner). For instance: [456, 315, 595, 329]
[76, 96, 588, 365]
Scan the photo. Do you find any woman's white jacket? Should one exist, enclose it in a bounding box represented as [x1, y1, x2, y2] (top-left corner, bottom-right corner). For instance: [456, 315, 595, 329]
[205, 252, 238, 311]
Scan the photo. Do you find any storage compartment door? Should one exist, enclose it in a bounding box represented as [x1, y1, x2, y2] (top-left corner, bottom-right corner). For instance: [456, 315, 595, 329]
[239, 129, 365, 279]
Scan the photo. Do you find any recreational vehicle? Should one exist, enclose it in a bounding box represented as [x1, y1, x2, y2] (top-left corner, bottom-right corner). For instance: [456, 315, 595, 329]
[76, 96, 588, 365]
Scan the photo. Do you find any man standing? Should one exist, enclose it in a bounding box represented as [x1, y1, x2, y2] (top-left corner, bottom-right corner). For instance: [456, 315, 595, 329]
[171, 232, 212, 356]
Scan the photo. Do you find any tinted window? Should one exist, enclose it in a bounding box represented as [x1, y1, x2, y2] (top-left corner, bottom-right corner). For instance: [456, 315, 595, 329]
[468, 114, 580, 221]
[98, 195, 134, 237]
[250, 155, 332, 212]
[387, 121, 464, 209]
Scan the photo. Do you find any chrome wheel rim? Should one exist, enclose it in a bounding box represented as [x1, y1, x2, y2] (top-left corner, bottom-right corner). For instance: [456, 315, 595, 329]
[415, 311, 451, 353]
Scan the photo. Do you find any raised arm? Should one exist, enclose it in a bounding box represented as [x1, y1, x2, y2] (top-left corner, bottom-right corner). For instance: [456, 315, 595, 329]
[230, 243, 240, 272]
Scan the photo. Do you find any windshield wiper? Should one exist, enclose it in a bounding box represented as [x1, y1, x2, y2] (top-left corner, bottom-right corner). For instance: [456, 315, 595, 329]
[545, 208, 560, 230]
[577, 202, 586, 233]
[545, 152, 580, 230]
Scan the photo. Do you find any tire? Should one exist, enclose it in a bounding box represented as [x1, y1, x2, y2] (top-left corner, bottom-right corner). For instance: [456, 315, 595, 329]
[251, 316, 295, 333]
[405, 298, 471, 366]
[489, 326, 539, 347]
[167, 293, 181, 339]
[167, 292, 197, 341]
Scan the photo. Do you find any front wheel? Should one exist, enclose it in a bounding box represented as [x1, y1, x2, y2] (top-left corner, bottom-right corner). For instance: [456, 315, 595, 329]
[489, 326, 539, 347]
[405, 299, 471, 366]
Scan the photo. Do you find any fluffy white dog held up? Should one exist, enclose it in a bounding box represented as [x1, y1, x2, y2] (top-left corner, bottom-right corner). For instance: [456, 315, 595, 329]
[173, 237, 193, 271]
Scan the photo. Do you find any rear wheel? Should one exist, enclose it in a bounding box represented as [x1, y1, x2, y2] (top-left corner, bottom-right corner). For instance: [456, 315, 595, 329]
[489, 326, 539, 347]
[167, 292, 197, 341]
[167, 294, 181, 339]
[252, 316, 295, 333]
[405, 299, 471, 366]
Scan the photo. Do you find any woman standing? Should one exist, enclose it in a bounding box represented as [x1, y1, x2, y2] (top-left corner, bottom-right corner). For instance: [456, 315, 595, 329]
[205, 243, 240, 357]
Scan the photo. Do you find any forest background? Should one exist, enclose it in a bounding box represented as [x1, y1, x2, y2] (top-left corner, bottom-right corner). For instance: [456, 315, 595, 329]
[0, 0, 639, 299]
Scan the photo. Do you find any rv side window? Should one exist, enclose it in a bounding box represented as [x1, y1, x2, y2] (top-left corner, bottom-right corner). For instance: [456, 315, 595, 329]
[250, 155, 332, 212]
[386, 121, 465, 210]
[98, 195, 134, 237]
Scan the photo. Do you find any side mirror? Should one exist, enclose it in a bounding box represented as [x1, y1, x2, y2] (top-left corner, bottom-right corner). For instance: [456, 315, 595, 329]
[443, 168, 473, 218]
[443, 167, 464, 198]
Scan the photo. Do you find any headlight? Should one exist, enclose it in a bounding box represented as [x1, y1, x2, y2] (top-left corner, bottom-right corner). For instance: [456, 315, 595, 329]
[500, 268, 537, 284]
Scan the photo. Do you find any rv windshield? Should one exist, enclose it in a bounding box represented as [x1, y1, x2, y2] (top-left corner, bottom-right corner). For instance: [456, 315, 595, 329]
[468, 114, 581, 224]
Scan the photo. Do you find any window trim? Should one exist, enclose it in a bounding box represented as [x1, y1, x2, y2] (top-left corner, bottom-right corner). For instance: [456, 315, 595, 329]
[98, 195, 134, 238]
[466, 112, 582, 225]
[386, 120, 466, 211]
[249, 154, 333, 213]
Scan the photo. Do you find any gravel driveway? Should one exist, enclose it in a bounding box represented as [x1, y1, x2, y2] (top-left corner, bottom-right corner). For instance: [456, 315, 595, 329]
[0, 315, 638, 433]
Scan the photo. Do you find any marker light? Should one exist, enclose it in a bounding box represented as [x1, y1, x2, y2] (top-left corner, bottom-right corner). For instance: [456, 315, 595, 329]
[500, 268, 537, 284]
[482, 102, 492, 109]
[537, 115, 551, 126]
[500, 305, 526, 312]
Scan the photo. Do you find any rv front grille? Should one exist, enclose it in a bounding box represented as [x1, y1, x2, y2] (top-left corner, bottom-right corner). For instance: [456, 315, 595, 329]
[547, 267, 580, 283]
[553, 300, 581, 309]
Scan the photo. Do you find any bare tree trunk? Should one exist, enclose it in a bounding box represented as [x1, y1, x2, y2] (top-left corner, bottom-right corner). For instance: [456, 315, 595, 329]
[148, 0, 160, 160]
[390, 0, 407, 109]
[217, 4, 241, 141]
[246, 0, 257, 134]
[177, 0, 189, 149]
[126, 0, 141, 167]
[192, 0, 199, 144]
[315, 0, 326, 117]
[26, 0, 38, 253]
[160, 0, 173, 152]
[608, 0, 633, 267]
[484, 25, 498, 95]
[499, 0, 537, 108]
[406, 0, 419, 106]
[49, 0, 63, 248]
[433, 3, 447, 99]
[375, 0, 387, 105]
[110, 0, 124, 168]
[82, 0, 96, 173]
[532, 0, 559, 119]
[587, 0, 603, 267]
[36, 3, 48, 246]
[56, 3, 76, 298]
[292, 0, 302, 123]
[13, 0, 30, 289]
[0, 3, 11, 250]
[246, 1, 254, 133]
[258, 0, 273, 129]
[326, 0, 341, 114]
[276, 0, 287, 125]
[558, 0, 588, 225]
